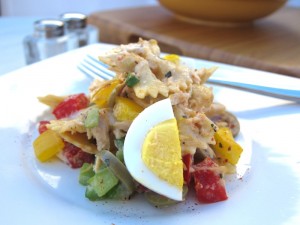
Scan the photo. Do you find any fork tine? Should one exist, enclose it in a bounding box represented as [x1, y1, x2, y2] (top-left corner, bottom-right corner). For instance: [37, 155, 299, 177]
[78, 61, 107, 80]
[78, 54, 115, 80]
[86, 54, 115, 77]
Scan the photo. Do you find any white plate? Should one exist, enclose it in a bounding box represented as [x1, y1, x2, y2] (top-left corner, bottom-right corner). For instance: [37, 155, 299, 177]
[1, 44, 300, 225]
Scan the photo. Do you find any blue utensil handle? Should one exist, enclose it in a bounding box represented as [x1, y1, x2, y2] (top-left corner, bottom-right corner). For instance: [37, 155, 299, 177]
[207, 78, 300, 103]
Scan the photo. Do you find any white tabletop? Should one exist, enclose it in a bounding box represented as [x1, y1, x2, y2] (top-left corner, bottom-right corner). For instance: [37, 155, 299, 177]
[1, 42, 300, 225]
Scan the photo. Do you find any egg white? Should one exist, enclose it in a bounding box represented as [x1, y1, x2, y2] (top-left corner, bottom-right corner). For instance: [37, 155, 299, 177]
[123, 98, 183, 201]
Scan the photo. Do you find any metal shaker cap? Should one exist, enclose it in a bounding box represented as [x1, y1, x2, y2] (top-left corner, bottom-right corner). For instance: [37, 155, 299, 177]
[60, 13, 87, 30]
[34, 19, 65, 38]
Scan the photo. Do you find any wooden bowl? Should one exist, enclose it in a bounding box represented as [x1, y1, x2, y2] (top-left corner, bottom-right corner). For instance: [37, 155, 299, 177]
[158, 0, 287, 26]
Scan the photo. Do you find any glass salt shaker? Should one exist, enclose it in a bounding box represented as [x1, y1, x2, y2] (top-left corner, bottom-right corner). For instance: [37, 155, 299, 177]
[60, 13, 99, 47]
[23, 19, 75, 65]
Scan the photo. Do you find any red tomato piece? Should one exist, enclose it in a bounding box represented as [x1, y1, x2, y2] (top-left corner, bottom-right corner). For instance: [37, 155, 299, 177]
[52, 93, 89, 119]
[63, 142, 95, 168]
[38, 120, 50, 134]
[193, 157, 228, 203]
[182, 154, 193, 185]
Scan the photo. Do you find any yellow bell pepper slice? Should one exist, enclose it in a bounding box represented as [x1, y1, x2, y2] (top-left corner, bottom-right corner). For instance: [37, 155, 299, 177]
[163, 54, 180, 65]
[113, 97, 143, 121]
[91, 79, 121, 108]
[37, 95, 66, 109]
[33, 130, 65, 162]
[212, 127, 243, 165]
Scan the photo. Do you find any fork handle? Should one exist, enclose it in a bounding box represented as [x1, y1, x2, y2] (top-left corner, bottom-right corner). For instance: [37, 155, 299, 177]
[207, 78, 300, 103]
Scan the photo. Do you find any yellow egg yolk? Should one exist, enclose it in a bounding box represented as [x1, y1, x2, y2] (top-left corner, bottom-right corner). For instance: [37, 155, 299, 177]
[142, 118, 183, 190]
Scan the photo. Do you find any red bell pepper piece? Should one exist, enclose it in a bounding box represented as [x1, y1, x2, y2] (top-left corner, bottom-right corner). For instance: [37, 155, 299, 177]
[52, 93, 89, 119]
[63, 142, 95, 169]
[38, 120, 50, 134]
[193, 157, 228, 203]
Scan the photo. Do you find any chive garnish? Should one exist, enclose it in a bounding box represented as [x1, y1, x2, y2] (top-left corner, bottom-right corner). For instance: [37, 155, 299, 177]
[125, 73, 140, 87]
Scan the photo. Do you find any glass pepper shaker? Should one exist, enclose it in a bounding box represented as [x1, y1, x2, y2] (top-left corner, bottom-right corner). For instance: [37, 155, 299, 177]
[23, 19, 75, 65]
[60, 13, 99, 47]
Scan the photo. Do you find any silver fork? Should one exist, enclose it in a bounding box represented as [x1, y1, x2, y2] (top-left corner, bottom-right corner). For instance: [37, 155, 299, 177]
[78, 54, 300, 103]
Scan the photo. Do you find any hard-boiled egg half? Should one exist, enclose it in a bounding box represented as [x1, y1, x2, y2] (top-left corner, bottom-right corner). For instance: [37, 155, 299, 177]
[124, 98, 183, 201]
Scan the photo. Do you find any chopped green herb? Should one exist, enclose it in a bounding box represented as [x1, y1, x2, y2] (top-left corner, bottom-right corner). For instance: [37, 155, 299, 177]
[125, 73, 139, 87]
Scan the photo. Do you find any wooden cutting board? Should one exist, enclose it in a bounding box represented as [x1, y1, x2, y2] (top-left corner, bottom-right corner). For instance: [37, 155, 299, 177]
[88, 6, 300, 78]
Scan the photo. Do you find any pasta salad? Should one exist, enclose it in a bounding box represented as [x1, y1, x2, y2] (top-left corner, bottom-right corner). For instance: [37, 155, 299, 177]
[33, 39, 243, 207]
